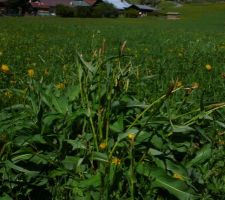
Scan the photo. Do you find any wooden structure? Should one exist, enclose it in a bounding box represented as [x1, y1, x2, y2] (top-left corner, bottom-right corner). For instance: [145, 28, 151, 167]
[166, 12, 181, 20]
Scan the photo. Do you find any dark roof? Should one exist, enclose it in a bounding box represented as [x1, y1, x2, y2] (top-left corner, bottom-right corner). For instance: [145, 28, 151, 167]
[40, 0, 72, 7]
[84, 0, 96, 6]
[31, 2, 49, 8]
[131, 4, 156, 11]
[0, 0, 7, 2]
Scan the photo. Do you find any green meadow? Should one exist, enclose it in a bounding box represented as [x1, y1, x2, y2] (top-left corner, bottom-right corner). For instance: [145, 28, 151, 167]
[1, 3, 225, 199]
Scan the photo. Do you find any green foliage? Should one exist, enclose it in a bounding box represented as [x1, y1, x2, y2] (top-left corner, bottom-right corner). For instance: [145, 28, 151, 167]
[74, 7, 92, 18]
[55, 4, 75, 18]
[1, 50, 225, 199]
[92, 3, 119, 18]
[1, 4, 225, 198]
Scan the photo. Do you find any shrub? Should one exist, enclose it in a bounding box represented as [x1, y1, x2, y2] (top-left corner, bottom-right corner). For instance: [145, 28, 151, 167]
[55, 4, 75, 17]
[92, 3, 118, 18]
[123, 8, 139, 18]
[74, 7, 92, 18]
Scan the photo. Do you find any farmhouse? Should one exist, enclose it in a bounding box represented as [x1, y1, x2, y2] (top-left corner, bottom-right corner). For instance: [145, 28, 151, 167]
[30, 0, 157, 16]
[127, 4, 156, 16]
[31, 1, 50, 15]
[31, 0, 73, 15]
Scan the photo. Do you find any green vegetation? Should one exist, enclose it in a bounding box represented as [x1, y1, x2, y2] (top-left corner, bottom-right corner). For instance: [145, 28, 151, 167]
[1, 3, 225, 199]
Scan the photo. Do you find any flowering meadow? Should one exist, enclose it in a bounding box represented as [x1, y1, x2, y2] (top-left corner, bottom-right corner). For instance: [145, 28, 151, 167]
[1, 3, 225, 200]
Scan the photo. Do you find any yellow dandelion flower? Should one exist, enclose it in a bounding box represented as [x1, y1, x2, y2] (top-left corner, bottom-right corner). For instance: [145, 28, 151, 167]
[191, 82, 199, 89]
[173, 173, 184, 180]
[205, 64, 212, 71]
[99, 142, 107, 150]
[111, 157, 121, 166]
[1, 64, 10, 73]
[28, 69, 35, 77]
[128, 133, 135, 141]
[55, 83, 65, 89]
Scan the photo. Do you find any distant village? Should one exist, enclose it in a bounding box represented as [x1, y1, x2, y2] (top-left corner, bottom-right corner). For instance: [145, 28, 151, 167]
[0, 0, 181, 19]
[0, 0, 162, 17]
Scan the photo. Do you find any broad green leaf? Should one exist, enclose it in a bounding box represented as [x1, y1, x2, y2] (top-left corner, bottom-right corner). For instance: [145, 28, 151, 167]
[51, 96, 68, 114]
[165, 159, 188, 179]
[49, 169, 68, 178]
[186, 144, 212, 167]
[136, 163, 197, 200]
[92, 152, 108, 163]
[110, 117, 124, 133]
[66, 85, 80, 102]
[66, 139, 86, 150]
[11, 154, 33, 163]
[4, 160, 39, 176]
[79, 173, 101, 188]
[30, 134, 47, 144]
[148, 148, 163, 156]
[42, 113, 64, 130]
[62, 156, 79, 170]
[172, 125, 195, 133]
[136, 131, 152, 144]
[215, 120, 225, 128]
[0, 194, 13, 200]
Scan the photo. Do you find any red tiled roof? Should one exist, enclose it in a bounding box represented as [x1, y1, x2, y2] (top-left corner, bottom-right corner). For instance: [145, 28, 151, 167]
[84, 0, 97, 5]
[40, 0, 72, 7]
[31, 2, 49, 8]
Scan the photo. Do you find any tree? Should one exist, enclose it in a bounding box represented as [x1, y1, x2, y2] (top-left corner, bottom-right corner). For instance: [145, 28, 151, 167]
[6, 0, 30, 15]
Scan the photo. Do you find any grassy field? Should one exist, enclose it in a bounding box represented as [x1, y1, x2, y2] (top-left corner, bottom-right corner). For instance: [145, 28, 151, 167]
[1, 3, 225, 199]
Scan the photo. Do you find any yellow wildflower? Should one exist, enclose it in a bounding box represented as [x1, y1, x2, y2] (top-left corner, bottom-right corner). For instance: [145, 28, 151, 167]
[111, 157, 121, 166]
[28, 69, 35, 77]
[173, 173, 184, 180]
[128, 133, 135, 141]
[1, 64, 10, 73]
[99, 142, 107, 150]
[205, 64, 212, 71]
[191, 82, 199, 89]
[55, 83, 65, 89]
